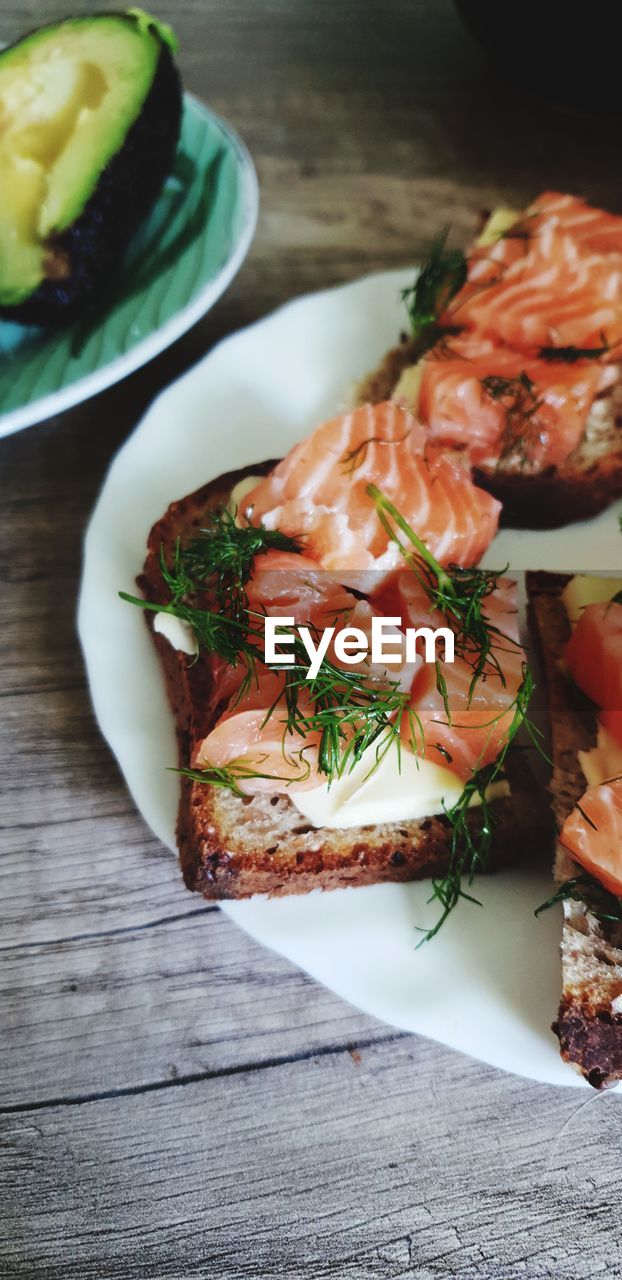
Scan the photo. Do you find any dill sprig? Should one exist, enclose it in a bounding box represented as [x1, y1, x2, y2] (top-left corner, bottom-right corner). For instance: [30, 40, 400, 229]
[119, 590, 257, 674]
[122, 508, 304, 695]
[420, 661, 537, 943]
[340, 432, 410, 477]
[535, 873, 622, 926]
[177, 762, 304, 797]
[166, 507, 303, 623]
[273, 638, 417, 779]
[480, 371, 543, 469]
[401, 230, 467, 349]
[366, 485, 544, 942]
[537, 341, 610, 363]
[367, 485, 518, 703]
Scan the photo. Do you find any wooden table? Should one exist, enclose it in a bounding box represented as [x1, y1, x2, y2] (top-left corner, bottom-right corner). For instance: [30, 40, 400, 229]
[3, 2, 622, 1276]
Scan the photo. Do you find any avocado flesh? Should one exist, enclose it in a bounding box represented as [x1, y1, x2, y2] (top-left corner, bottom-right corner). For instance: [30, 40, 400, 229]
[0, 16, 162, 308]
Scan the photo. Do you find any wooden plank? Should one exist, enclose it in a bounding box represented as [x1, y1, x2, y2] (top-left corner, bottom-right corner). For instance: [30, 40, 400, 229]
[0, 909, 395, 1107]
[0, 680, 201, 943]
[2, 1038, 620, 1280]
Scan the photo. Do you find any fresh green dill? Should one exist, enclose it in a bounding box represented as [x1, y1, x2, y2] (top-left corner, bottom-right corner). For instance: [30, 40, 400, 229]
[166, 506, 303, 623]
[401, 230, 467, 347]
[119, 588, 264, 699]
[265, 628, 417, 779]
[367, 484, 518, 702]
[537, 341, 609, 363]
[480, 371, 543, 469]
[122, 508, 304, 695]
[177, 762, 307, 798]
[340, 432, 410, 477]
[535, 873, 622, 925]
[420, 662, 536, 944]
[366, 486, 547, 942]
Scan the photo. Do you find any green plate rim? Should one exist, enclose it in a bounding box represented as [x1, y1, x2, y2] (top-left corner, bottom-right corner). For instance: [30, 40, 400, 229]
[0, 92, 258, 439]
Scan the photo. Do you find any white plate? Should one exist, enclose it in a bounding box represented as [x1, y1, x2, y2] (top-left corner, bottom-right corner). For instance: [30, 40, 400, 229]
[79, 268, 622, 1089]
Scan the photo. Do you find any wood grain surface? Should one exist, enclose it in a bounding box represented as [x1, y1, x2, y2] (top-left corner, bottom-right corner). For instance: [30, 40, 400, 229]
[2, 2, 622, 1276]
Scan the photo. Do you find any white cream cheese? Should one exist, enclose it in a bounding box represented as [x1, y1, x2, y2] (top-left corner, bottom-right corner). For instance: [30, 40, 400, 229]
[561, 574, 622, 628]
[290, 739, 508, 830]
[153, 612, 198, 656]
[475, 206, 521, 248]
[228, 474, 263, 520]
[578, 727, 622, 789]
[392, 361, 424, 413]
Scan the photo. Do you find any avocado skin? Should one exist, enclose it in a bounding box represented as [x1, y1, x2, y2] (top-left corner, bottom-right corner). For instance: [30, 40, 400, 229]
[1, 37, 182, 328]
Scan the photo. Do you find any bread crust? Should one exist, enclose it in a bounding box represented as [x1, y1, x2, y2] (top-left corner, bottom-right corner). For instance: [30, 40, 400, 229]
[527, 571, 622, 1088]
[360, 340, 622, 529]
[140, 464, 546, 901]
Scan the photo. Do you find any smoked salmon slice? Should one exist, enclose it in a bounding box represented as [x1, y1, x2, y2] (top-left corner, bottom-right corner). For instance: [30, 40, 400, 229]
[373, 572, 525, 779]
[241, 402, 501, 577]
[563, 599, 622, 744]
[417, 337, 605, 468]
[444, 192, 622, 355]
[193, 667, 323, 795]
[560, 779, 622, 897]
[528, 192, 622, 259]
[555, 593, 622, 899]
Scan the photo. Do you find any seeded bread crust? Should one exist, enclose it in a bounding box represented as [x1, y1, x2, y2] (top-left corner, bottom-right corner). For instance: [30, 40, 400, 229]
[140, 464, 546, 900]
[359, 340, 622, 529]
[527, 571, 622, 1088]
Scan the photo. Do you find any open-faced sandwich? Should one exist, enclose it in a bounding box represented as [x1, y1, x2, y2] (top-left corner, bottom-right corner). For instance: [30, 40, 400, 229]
[528, 571, 622, 1087]
[124, 401, 547, 940]
[360, 193, 622, 528]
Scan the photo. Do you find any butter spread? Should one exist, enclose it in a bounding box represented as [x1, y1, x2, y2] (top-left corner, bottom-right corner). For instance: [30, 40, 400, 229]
[153, 612, 198, 656]
[290, 738, 508, 831]
[392, 361, 424, 414]
[578, 727, 622, 789]
[475, 207, 521, 248]
[561, 574, 622, 628]
[228, 474, 263, 520]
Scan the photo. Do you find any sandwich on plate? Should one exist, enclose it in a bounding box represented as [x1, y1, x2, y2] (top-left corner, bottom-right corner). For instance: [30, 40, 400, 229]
[124, 401, 546, 938]
[529, 571, 622, 1087]
[360, 193, 622, 528]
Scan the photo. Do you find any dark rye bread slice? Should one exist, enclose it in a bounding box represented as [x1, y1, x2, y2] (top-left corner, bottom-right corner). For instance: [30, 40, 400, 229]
[527, 571, 622, 1088]
[140, 463, 547, 900]
[358, 338, 622, 529]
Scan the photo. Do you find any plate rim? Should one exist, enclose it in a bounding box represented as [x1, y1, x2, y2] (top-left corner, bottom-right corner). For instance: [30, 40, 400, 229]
[0, 92, 259, 440]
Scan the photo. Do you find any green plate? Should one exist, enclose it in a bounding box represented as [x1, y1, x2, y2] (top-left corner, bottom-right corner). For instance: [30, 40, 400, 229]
[0, 93, 258, 438]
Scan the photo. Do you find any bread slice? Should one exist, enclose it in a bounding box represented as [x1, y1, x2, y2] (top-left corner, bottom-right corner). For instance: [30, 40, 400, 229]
[527, 571, 622, 1087]
[139, 463, 547, 900]
[358, 339, 622, 529]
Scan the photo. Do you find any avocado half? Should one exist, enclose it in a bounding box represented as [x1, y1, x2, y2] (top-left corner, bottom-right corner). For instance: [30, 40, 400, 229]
[0, 9, 182, 327]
